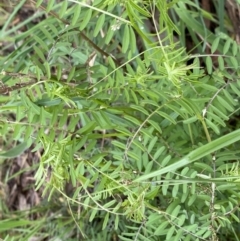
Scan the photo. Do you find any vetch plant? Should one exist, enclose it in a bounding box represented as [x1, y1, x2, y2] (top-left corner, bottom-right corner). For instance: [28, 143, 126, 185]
[1, 0, 240, 240]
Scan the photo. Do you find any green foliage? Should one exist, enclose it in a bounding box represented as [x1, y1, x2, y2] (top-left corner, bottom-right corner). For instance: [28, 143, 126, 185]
[1, 0, 240, 240]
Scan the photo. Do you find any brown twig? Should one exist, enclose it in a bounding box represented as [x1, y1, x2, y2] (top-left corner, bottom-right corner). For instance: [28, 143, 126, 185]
[0, 80, 35, 95]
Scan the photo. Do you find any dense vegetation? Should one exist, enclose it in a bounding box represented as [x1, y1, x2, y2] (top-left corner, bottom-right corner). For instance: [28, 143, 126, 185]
[1, 0, 240, 240]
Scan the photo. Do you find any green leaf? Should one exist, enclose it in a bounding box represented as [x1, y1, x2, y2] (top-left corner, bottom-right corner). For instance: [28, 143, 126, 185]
[147, 136, 158, 153]
[114, 214, 119, 230]
[206, 56, 212, 74]
[230, 212, 240, 222]
[205, 118, 220, 135]
[183, 116, 198, 124]
[129, 0, 151, 17]
[78, 121, 96, 134]
[100, 161, 112, 172]
[0, 142, 28, 158]
[211, 37, 220, 53]
[124, 115, 141, 125]
[71, 4, 81, 25]
[46, 0, 55, 13]
[89, 208, 98, 222]
[34, 35, 49, 52]
[135, 129, 240, 181]
[130, 104, 149, 115]
[33, 45, 46, 62]
[130, 89, 139, 104]
[0, 219, 38, 232]
[105, 28, 114, 44]
[172, 184, 179, 198]
[127, 150, 140, 161]
[230, 83, 240, 97]
[188, 194, 197, 206]
[103, 199, 116, 208]
[171, 205, 181, 220]
[36, 0, 44, 7]
[147, 119, 162, 134]
[216, 95, 234, 112]
[179, 98, 195, 115]
[13, 124, 23, 140]
[112, 140, 126, 150]
[177, 214, 186, 227]
[59, 0, 68, 18]
[162, 155, 171, 167]
[80, 8, 92, 31]
[223, 89, 237, 106]
[232, 41, 238, 56]
[166, 225, 175, 240]
[67, 66, 75, 82]
[154, 221, 169, 235]
[58, 110, 68, 127]
[129, 26, 136, 53]
[44, 62, 51, 79]
[145, 160, 153, 173]
[94, 14, 105, 37]
[122, 24, 130, 53]
[153, 146, 165, 160]
[118, 236, 134, 241]
[230, 56, 238, 69]
[206, 111, 226, 127]
[24, 125, 34, 141]
[210, 105, 229, 120]
[223, 38, 231, 54]
[102, 212, 109, 230]
[218, 56, 225, 71]
[132, 139, 145, 152]
[156, 111, 177, 125]
[194, 162, 213, 172]
[107, 56, 116, 69]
